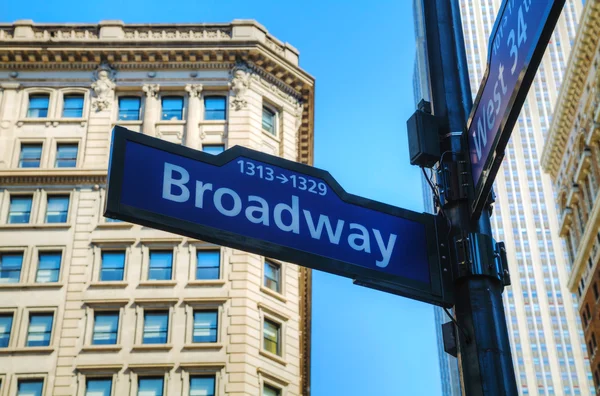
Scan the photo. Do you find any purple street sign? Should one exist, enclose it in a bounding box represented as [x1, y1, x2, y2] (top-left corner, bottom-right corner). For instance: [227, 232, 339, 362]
[467, 0, 565, 218]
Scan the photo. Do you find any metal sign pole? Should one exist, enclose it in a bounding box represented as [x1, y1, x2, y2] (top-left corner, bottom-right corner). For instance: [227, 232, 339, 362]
[420, 0, 518, 394]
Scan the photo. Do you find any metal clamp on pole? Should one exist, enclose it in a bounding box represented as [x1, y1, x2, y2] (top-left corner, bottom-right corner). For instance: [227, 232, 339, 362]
[453, 233, 510, 288]
[436, 157, 470, 205]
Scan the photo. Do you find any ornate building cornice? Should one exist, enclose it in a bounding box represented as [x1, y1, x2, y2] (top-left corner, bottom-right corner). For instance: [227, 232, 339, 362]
[0, 170, 107, 186]
[0, 20, 315, 166]
[542, 0, 600, 178]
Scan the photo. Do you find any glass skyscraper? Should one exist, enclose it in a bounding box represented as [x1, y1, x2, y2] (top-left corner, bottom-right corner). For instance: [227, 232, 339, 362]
[414, 1, 593, 395]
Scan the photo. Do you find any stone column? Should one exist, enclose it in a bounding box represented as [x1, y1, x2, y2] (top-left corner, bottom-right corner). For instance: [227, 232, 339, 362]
[185, 84, 202, 150]
[142, 84, 160, 136]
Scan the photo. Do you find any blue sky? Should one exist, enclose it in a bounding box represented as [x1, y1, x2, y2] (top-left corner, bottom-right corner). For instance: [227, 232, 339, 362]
[2, 0, 443, 394]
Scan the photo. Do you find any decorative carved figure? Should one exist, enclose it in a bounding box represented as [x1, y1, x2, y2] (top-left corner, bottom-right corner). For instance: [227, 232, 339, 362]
[91, 63, 116, 111]
[229, 69, 249, 110]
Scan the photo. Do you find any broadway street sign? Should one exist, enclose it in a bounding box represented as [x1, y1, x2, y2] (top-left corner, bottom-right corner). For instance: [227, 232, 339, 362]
[467, 0, 565, 219]
[106, 126, 452, 306]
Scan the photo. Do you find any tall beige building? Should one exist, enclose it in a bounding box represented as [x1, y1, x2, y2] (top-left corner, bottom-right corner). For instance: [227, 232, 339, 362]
[458, 1, 593, 395]
[543, 0, 600, 393]
[0, 20, 314, 396]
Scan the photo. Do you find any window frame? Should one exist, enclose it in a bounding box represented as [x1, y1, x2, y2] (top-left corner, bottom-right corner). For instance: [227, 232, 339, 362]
[139, 242, 179, 285]
[57, 88, 88, 119]
[261, 258, 286, 301]
[34, 247, 66, 284]
[203, 95, 227, 121]
[26, 93, 51, 119]
[75, 366, 122, 396]
[257, 367, 289, 396]
[44, 194, 71, 224]
[18, 142, 44, 168]
[7, 194, 34, 225]
[133, 299, 177, 349]
[61, 93, 85, 118]
[19, 89, 55, 120]
[117, 95, 143, 122]
[189, 245, 225, 284]
[183, 298, 226, 348]
[160, 95, 185, 121]
[12, 374, 48, 396]
[0, 250, 25, 285]
[141, 310, 170, 345]
[83, 377, 114, 396]
[259, 305, 289, 364]
[89, 241, 136, 286]
[128, 368, 173, 396]
[13, 139, 46, 169]
[179, 364, 225, 396]
[261, 101, 279, 137]
[23, 308, 57, 349]
[0, 308, 17, 349]
[54, 141, 80, 168]
[82, 300, 128, 350]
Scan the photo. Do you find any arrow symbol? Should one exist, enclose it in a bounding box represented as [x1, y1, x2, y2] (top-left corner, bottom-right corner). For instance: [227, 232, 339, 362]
[277, 174, 288, 184]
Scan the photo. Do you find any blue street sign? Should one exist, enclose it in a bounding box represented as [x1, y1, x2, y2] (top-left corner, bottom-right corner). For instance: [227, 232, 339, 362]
[467, 0, 565, 218]
[106, 126, 452, 306]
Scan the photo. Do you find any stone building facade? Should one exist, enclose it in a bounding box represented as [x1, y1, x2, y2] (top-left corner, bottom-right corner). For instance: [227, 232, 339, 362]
[0, 20, 314, 396]
[542, 0, 600, 393]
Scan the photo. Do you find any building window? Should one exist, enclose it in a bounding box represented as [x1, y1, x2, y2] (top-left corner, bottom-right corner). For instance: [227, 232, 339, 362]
[17, 379, 44, 396]
[36, 252, 61, 283]
[45, 195, 69, 223]
[19, 144, 42, 168]
[0, 252, 23, 283]
[148, 251, 173, 281]
[62, 94, 84, 117]
[204, 96, 226, 120]
[193, 310, 218, 343]
[26, 313, 54, 347]
[262, 106, 276, 135]
[594, 282, 599, 300]
[55, 143, 78, 168]
[0, 314, 13, 347]
[190, 376, 215, 396]
[86, 378, 112, 396]
[263, 318, 281, 356]
[264, 260, 281, 293]
[92, 312, 119, 345]
[202, 145, 224, 155]
[161, 96, 184, 120]
[8, 196, 33, 224]
[263, 384, 281, 396]
[100, 251, 125, 281]
[143, 311, 168, 344]
[27, 94, 49, 118]
[196, 250, 220, 280]
[118, 97, 141, 121]
[138, 377, 164, 396]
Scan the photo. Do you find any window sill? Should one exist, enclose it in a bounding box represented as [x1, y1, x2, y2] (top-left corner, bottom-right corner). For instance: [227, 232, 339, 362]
[11, 346, 55, 354]
[0, 282, 64, 290]
[96, 222, 134, 229]
[115, 120, 143, 125]
[199, 120, 227, 126]
[138, 280, 178, 287]
[260, 286, 287, 303]
[0, 223, 72, 230]
[262, 129, 280, 143]
[88, 281, 129, 289]
[131, 344, 173, 352]
[17, 118, 87, 127]
[182, 343, 223, 351]
[186, 280, 226, 287]
[259, 349, 287, 366]
[156, 120, 186, 126]
[81, 345, 122, 352]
